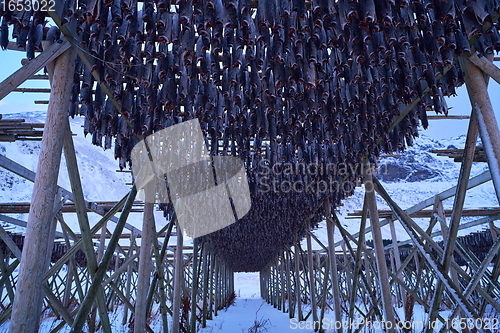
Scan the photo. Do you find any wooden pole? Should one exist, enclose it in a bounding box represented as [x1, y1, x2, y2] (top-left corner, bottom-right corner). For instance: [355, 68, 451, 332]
[63, 121, 112, 332]
[325, 210, 342, 331]
[8, 45, 76, 333]
[294, 244, 303, 321]
[202, 243, 210, 327]
[134, 187, 155, 333]
[364, 168, 396, 333]
[306, 232, 319, 331]
[190, 238, 200, 333]
[427, 64, 482, 332]
[388, 218, 404, 306]
[462, 56, 500, 203]
[172, 223, 184, 333]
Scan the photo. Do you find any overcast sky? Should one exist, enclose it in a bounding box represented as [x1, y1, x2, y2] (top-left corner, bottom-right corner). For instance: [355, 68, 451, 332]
[0, 50, 499, 141]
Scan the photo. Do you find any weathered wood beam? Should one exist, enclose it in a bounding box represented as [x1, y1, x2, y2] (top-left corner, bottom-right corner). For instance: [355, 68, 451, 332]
[11, 88, 51, 93]
[427, 115, 471, 120]
[347, 208, 500, 218]
[0, 40, 71, 101]
[71, 186, 137, 332]
[63, 124, 112, 333]
[134, 187, 155, 333]
[306, 232, 319, 331]
[325, 211, 342, 333]
[468, 52, 500, 86]
[330, 170, 492, 250]
[388, 213, 500, 248]
[8, 44, 76, 333]
[0, 214, 64, 237]
[364, 172, 396, 333]
[373, 178, 484, 320]
[172, 222, 184, 333]
[462, 57, 500, 204]
[190, 238, 200, 333]
[0, 154, 142, 235]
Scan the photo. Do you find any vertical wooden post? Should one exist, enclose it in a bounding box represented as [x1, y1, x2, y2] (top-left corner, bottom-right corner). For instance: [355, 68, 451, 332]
[426, 77, 481, 331]
[9, 45, 76, 333]
[201, 243, 210, 327]
[294, 244, 303, 321]
[172, 222, 184, 333]
[123, 231, 136, 325]
[326, 217, 342, 331]
[365, 167, 396, 333]
[388, 218, 404, 306]
[462, 56, 500, 203]
[285, 250, 292, 316]
[134, 187, 155, 333]
[306, 232, 319, 330]
[190, 238, 199, 333]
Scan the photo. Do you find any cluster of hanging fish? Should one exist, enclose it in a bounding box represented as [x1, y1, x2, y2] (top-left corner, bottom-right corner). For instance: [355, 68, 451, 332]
[2, 0, 500, 271]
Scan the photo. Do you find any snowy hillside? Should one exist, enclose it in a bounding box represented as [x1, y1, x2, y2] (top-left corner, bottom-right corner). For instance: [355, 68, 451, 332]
[0, 111, 143, 235]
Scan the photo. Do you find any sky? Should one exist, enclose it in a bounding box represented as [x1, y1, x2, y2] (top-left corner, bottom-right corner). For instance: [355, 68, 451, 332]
[0, 49, 499, 140]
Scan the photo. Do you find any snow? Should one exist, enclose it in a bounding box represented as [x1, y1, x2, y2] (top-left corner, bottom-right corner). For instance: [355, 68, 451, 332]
[198, 298, 310, 333]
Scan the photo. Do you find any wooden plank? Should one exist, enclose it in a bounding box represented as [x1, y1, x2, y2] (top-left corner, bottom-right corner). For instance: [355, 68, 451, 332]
[468, 52, 500, 86]
[0, 154, 142, 235]
[190, 238, 200, 333]
[12, 88, 51, 93]
[347, 208, 500, 218]
[306, 232, 319, 329]
[462, 57, 500, 206]
[0, 40, 71, 101]
[387, 213, 500, 248]
[172, 222, 184, 333]
[134, 188, 155, 333]
[428, 115, 471, 120]
[71, 186, 137, 332]
[325, 213, 342, 332]
[8, 45, 76, 333]
[63, 125, 112, 333]
[364, 171, 396, 333]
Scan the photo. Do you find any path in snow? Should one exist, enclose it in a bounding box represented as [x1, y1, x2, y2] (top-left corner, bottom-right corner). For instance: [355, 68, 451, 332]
[198, 272, 315, 333]
[198, 298, 315, 333]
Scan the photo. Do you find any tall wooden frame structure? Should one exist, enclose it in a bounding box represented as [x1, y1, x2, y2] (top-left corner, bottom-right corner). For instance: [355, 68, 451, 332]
[0, 1, 500, 332]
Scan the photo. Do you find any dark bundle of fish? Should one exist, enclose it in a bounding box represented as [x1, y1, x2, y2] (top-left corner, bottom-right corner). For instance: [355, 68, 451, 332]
[2, 0, 500, 271]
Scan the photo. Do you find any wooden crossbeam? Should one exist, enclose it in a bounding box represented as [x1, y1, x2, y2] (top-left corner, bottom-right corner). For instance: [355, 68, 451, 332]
[427, 115, 471, 120]
[468, 52, 500, 86]
[348, 208, 500, 219]
[0, 40, 71, 101]
[0, 202, 144, 214]
[12, 88, 51, 93]
[0, 154, 142, 235]
[432, 147, 487, 163]
[390, 213, 500, 248]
